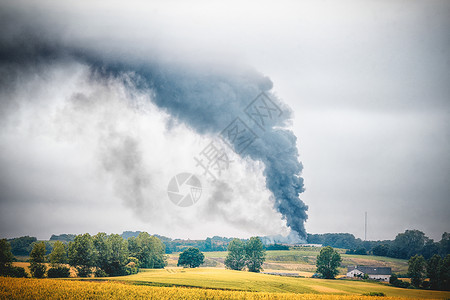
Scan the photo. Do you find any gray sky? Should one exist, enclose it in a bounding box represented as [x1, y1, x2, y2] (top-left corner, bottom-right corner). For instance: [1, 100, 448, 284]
[0, 0, 449, 241]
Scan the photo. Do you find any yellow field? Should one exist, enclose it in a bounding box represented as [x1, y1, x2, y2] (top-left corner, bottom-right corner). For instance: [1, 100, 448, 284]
[98, 268, 448, 299]
[0, 277, 441, 300]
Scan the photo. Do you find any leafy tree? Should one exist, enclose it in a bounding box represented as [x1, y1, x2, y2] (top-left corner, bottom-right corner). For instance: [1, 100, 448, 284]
[245, 237, 266, 273]
[354, 248, 367, 255]
[391, 230, 427, 259]
[422, 240, 440, 259]
[68, 233, 96, 277]
[128, 232, 166, 268]
[9, 236, 37, 256]
[0, 239, 14, 269]
[48, 241, 67, 267]
[177, 247, 204, 268]
[440, 233, 450, 256]
[372, 244, 389, 256]
[427, 254, 441, 290]
[29, 242, 46, 278]
[0, 239, 28, 278]
[107, 234, 129, 276]
[316, 246, 342, 279]
[408, 254, 426, 288]
[224, 239, 246, 271]
[439, 254, 450, 290]
[307, 233, 360, 249]
[93, 232, 111, 275]
[204, 237, 212, 252]
[47, 240, 70, 278]
[127, 236, 140, 258]
[93, 233, 129, 276]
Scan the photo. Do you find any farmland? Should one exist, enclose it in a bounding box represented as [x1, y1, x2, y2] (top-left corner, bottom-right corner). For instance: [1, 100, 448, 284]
[1, 277, 437, 300]
[172, 248, 409, 274]
[99, 267, 448, 299]
[2, 272, 450, 300]
[7, 248, 446, 299]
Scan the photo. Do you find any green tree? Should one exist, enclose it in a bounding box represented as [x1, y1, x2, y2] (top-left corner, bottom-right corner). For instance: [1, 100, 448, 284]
[372, 244, 389, 256]
[391, 230, 427, 259]
[93, 232, 111, 275]
[127, 237, 140, 258]
[29, 242, 46, 278]
[177, 247, 204, 268]
[68, 233, 96, 277]
[128, 232, 166, 268]
[0, 239, 28, 278]
[316, 246, 342, 279]
[48, 241, 67, 267]
[9, 236, 37, 256]
[440, 233, 450, 256]
[107, 234, 129, 276]
[224, 238, 246, 271]
[427, 254, 441, 290]
[408, 254, 426, 288]
[47, 240, 70, 278]
[245, 237, 266, 273]
[439, 254, 450, 290]
[0, 239, 14, 270]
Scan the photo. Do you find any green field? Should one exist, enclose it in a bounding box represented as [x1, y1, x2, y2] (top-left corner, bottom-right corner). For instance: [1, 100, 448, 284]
[183, 248, 409, 274]
[95, 267, 449, 299]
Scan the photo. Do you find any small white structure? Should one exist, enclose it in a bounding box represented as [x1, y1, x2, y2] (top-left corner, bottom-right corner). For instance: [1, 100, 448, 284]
[347, 266, 391, 282]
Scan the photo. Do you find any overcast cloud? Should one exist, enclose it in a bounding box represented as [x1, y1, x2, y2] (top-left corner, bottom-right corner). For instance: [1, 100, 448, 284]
[0, 0, 449, 241]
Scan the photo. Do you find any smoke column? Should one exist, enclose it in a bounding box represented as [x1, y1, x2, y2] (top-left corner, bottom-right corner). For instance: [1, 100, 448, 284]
[0, 35, 308, 239]
[83, 57, 309, 239]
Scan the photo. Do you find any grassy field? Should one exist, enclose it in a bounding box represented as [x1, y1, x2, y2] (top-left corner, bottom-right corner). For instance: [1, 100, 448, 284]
[8, 249, 436, 299]
[4, 266, 449, 299]
[192, 248, 409, 274]
[1, 277, 433, 300]
[98, 267, 449, 299]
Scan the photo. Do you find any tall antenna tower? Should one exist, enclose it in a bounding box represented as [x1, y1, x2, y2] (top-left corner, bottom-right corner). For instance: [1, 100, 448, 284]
[364, 211, 367, 241]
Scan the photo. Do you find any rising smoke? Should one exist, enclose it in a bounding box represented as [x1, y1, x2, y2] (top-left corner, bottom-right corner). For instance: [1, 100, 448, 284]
[81, 52, 309, 240]
[0, 2, 308, 240]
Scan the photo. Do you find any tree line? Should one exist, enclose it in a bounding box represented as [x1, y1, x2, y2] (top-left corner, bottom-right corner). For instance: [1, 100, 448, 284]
[392, 253, 450, 291]
[308, 230, 450, 260]
[0, 232, 166, 278]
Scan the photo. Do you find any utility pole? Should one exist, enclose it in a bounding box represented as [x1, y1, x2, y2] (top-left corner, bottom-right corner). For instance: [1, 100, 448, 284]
[364, 211, 367, 241]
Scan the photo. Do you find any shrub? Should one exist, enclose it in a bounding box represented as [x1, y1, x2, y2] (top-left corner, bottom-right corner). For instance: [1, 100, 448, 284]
[47, 266, 70, 278]
[125, 262, 139, 275]
[29, 263, 46, 278]
[94, 269, 108, 277]
[363, 292, 386, 296]
[389, 274, 411, 288]
[0, 265, 28, 278]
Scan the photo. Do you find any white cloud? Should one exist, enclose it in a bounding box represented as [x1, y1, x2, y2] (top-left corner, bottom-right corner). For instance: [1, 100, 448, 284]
[0, 60, 287, 239]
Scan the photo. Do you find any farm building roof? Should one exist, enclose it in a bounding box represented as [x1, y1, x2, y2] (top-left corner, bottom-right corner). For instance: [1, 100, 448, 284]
[347, 266, 391, 275]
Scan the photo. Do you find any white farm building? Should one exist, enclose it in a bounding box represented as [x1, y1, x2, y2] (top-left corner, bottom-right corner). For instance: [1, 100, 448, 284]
[346, 266, 391, 282]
